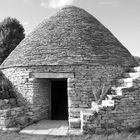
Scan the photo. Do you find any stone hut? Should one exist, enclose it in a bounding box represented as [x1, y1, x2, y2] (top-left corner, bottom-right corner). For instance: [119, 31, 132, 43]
[1, 6, 140, 133]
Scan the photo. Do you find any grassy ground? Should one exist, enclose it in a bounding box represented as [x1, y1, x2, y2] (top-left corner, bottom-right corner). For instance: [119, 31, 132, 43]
[1, 130, 140, 140]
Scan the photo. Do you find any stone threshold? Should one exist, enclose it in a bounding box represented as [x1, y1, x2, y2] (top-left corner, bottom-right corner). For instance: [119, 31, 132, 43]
[20, 120, 82, 136]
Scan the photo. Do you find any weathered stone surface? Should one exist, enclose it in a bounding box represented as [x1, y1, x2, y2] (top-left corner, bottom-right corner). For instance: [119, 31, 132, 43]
[0, 6, 139, 134]
[0, 6, 137, 68]
[69, 118, 81, 128]
[81, 67, 140, 134]
[0, 107, 26, 129]
[1, 63, 128, 124]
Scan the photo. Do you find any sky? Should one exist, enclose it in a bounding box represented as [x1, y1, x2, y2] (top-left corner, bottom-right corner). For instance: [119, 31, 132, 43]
[0, 0, 140, 56]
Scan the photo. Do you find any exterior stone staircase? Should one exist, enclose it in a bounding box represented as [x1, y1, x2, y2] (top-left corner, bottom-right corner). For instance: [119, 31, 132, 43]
[70, 66, 140, 134]
[101, 66, 140, 107]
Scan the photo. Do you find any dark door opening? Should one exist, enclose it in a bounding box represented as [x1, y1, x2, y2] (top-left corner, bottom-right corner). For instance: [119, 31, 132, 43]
[51, 79, 68, 120]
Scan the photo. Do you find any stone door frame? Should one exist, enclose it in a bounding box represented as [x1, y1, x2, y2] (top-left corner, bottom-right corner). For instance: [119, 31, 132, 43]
[30, 72, 75, 120]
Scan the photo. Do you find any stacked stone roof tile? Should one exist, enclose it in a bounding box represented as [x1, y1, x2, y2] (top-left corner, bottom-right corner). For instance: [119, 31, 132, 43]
[0, 6, 138, 68]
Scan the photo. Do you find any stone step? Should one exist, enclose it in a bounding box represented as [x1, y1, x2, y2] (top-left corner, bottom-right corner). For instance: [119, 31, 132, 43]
[123, 72, 140, 79]
[68, 128, 82, 135]
[69, 118, 81, 129]
[117, 78, 133, 84]
[101, 99, 114, 107]
[107, 94, 123, 100]
[116, 78, 133, 87]
[111, 87, 123, 96]
[130, 66, 140, 72]
[107, 95, 119, 100]
[117, 82, 133, 88]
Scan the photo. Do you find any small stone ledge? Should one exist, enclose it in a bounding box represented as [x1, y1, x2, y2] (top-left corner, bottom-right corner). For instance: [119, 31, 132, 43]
[30, 72, 74, 78]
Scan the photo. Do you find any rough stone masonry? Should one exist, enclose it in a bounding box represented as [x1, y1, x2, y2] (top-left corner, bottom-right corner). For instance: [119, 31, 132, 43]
[0, 6, 139, 133]
[81, 66, 140, 134]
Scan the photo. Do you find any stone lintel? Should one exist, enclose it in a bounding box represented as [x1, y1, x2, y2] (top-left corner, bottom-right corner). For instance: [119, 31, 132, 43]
[30, 72, 74, 79]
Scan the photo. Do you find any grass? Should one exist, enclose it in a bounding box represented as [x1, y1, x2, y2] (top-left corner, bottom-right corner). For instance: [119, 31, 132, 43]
[1, 130, 140, 140]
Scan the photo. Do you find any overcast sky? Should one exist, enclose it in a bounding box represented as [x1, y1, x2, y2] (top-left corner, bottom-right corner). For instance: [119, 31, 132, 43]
[0, 0, 140, 56]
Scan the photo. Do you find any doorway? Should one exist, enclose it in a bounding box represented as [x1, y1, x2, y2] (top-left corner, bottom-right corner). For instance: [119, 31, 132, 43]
[51, 79, 68, 120]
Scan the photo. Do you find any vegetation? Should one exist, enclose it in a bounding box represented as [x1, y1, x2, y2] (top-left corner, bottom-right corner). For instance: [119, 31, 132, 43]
[0, 131, 140, 140]
[0, 72, 16, 99]
[0, 17, 25, 64]
[91, 76, 111, 104]
[93, 83, 111, 104]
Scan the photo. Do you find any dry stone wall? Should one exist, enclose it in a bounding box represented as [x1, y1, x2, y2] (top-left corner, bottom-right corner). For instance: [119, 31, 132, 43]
[1, 64, 126, 128]
[0, 107, 25, 130]
[81, 66, 140, 134]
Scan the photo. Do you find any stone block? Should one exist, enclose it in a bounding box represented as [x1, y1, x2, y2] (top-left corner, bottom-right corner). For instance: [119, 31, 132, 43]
[78, 104, 89, 108]
[81, 123, 96, 134]
[69, 104, 79, 108]
[69, 112, 80, 118]
[69, 118, 81, 128]
[27, 112, 33, 116]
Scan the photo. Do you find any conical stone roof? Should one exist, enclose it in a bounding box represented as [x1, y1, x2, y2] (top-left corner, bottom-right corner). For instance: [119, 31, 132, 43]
[1, 6, 138, 68]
